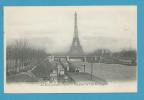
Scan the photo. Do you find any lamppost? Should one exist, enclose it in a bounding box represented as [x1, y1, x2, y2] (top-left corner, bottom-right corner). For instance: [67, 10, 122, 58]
[88, 57, 95, 80]
[82, 56, 87, 73]
[90, 63, 93, 80]
[82, 64, 86, 72]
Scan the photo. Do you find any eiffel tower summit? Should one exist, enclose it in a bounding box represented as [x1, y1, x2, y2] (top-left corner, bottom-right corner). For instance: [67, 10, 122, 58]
[69, 12, 84, 56]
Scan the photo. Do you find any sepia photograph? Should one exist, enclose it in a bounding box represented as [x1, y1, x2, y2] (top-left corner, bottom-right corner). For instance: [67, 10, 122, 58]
[4, 6, 137, 93]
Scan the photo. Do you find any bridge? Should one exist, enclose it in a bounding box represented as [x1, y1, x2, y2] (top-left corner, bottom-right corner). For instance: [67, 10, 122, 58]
[47, 55, 100, 63]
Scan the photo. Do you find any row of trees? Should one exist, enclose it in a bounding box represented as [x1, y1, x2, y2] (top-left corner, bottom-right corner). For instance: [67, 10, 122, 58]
[87, 49, 137, 65]
[6, 39, 48, 75]
[88, 48, 136, 58]
[112, 49, 136, 59]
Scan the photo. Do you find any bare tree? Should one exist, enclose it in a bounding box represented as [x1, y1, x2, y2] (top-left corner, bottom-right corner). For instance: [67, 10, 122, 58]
[6, 39, 48, 76]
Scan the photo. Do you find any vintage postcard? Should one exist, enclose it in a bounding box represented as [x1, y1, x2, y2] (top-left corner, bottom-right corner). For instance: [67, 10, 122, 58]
[4, 6, 137, 93]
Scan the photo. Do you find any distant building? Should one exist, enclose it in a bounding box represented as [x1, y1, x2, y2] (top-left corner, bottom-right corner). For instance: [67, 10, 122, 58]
[50, 69, 58, 83]
[57, 63, 65, 76]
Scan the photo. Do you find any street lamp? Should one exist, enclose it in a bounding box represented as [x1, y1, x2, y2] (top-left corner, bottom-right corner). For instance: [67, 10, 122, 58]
[82, 64, 86, 72]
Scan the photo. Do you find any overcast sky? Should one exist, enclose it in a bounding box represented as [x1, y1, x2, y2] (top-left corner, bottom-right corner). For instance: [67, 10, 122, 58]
[4, 6, 137, 53]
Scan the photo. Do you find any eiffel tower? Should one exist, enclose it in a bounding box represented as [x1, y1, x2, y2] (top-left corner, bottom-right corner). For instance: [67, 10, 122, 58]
[69, 12, 84, 56]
